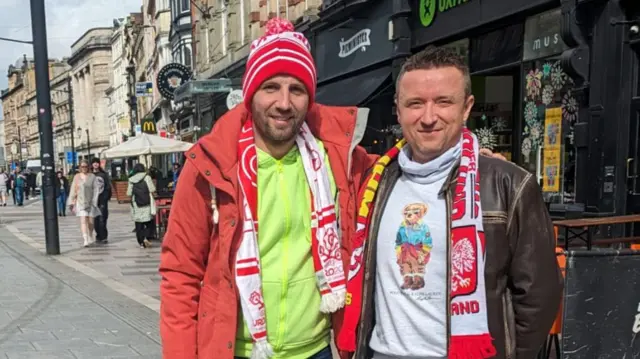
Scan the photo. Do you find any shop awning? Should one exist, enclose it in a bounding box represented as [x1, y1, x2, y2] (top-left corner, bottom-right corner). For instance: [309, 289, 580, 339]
[315, 66, 391, 106]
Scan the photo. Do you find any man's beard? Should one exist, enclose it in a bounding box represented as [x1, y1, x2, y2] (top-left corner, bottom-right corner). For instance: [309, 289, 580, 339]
[253, 111, 305, 144]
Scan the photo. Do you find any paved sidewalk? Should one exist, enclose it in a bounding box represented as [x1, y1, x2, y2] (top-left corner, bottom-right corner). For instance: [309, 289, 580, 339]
[2, 200, 136, 254]
[0, 228, 161, 359]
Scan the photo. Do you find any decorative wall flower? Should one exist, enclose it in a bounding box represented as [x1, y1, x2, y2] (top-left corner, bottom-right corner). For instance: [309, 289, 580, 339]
[492, 117, 507, 131]
[550, 61, 567, 90]
[526, 69, 543, 100]
[562, 93, 578, 124]
[521, 137, 532, 162]
[542, 86, 554, 106]
[542, 62, 552, 78]
[475, 127, 497, 150]
[524, 102, 538, 126]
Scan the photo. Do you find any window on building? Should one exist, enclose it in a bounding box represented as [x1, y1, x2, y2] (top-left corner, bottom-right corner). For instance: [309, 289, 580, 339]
[219, 0, 227, 55]
[184, 44, 192, 68]
[181, 0, 189, 13]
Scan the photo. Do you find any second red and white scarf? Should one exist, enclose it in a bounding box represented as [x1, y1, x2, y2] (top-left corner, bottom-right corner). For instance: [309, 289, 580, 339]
[338, 128, 496, 358]
[236, 117, 346, 359]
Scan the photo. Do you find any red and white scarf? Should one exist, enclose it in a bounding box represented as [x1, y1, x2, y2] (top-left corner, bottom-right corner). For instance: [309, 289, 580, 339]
[236, 117, 346, 359]
[338, 129, 497, 358]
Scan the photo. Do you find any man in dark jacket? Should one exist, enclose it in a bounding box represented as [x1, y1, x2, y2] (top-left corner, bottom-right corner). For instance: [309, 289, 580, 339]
[339, 47, 563, 359]
[91, 158, 112, 243]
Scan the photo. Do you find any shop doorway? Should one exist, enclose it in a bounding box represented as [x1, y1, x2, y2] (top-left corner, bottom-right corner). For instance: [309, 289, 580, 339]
[468, 66, 521, 162]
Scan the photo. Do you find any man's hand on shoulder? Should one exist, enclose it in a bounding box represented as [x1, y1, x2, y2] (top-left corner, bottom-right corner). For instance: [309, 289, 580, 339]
[479, 148, 507, 161]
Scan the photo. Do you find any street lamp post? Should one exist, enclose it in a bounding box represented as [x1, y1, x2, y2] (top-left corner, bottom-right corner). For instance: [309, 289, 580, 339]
[30, 0, 60, 255]
[126, 60, 137, 136]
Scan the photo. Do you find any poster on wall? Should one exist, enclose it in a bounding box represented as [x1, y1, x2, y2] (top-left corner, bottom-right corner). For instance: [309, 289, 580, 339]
[542, 107, 562, 192]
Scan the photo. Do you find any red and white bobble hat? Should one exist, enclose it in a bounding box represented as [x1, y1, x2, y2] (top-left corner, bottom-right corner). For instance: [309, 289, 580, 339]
[242, 18, 317, 111]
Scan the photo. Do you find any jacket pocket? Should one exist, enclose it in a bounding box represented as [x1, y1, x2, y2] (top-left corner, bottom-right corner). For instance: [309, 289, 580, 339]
[197, 284, 220, 350]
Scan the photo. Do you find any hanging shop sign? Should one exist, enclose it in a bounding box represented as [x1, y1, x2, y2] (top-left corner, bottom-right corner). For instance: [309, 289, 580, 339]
[226, 89, 243, 110]
[315, 0, 393, 82]
[523, 8, 569, 61]
[141, 117, 157, 134]
[135, 82, 153, 97]
[157, 63, 192, 100]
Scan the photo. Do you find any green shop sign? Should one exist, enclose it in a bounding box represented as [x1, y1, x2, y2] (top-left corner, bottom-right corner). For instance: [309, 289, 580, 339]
[420, 0, 472, 27]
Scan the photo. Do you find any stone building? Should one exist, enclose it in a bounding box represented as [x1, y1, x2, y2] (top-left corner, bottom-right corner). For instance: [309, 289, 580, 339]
[107, 14, 142, 147]
[22, 61, 70, 164]
[1, 56, 36, 167]
[0, 118, 5, 170]
[67, 27, 114, 160]
[189, 0, 322, 132]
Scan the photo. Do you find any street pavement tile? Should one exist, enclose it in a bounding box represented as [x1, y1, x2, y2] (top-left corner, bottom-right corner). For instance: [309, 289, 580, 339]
[3, 350, 77, 359]
[0, 226, 161, 359]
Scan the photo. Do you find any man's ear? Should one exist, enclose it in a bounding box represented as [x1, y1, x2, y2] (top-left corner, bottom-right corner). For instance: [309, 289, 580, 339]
[463, 95, 475, 123]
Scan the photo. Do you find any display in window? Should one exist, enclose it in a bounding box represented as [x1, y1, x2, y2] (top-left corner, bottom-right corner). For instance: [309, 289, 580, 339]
[520, 58, 576, 203]
[469, 75, 515, 161]
[542, 108, 562, 192]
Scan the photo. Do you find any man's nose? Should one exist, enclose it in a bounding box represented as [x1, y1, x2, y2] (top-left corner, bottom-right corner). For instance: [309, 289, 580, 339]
[419, 102, 438, 126]
[275, 89, 293, 111]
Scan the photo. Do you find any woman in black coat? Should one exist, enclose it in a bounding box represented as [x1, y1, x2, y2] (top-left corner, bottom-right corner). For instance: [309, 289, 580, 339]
[55, 171, 70, 216]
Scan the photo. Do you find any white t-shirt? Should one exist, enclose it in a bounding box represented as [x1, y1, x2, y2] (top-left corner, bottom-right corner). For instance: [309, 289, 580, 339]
[370, 144, 460, 359]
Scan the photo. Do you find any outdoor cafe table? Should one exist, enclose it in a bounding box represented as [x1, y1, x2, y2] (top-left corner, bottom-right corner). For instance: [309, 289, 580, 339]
[553, 214, 640, 250]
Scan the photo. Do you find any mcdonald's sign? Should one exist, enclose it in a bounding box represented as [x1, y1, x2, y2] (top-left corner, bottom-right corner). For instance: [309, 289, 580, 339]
[141, 118, 157, 134]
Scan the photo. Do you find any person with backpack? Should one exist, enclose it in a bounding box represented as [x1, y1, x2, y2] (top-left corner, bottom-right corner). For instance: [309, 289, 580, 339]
[127, 163, 156, 248]
[67, 160, 102, 247]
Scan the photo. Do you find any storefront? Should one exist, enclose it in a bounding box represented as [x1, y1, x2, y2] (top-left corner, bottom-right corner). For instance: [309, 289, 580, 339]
[408, 0, 585, 208]
[312, 0, 406, 152]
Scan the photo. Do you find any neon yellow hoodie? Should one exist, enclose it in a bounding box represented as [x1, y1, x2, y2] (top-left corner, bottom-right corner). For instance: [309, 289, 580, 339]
[235, 141, 337, 359]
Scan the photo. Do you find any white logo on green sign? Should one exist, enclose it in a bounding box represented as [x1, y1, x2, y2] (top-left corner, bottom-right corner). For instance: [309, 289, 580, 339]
[420, 0, 471, 27]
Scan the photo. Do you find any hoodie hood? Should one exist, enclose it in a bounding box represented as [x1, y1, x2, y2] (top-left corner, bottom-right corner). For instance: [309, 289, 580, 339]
[129, 172, 147, 183]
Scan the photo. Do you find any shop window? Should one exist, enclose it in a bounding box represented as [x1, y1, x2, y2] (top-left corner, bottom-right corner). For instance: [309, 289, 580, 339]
[521, 58, 577, 203]
[468, 75, 516, 161]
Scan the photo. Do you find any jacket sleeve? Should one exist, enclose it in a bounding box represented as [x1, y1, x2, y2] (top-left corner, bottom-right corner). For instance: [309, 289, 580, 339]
[352, 145, 379, 185]
[159, 161, 212, 359]
[507, 174, 563, 358]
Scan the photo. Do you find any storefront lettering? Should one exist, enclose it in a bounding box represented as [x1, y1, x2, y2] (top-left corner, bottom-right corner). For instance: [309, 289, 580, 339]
[338, 29, 371, 58]
[420, 0, 472, 28]
[532, 33, 561, 51]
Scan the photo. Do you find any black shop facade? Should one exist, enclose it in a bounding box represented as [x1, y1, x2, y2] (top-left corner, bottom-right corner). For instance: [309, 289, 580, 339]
[311, 0, 399, 154]
[406, 0, 591, 214]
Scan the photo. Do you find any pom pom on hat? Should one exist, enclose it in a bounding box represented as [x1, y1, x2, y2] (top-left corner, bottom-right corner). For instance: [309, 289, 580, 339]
[265, 17, 295, 36]
[242, 17, 317, 111]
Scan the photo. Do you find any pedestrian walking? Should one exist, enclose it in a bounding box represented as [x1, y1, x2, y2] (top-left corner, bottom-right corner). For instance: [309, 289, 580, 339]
[92, 158, 112, 243]
[36, 170, 43, 200]
[8, 171, 16, 205]
[13, 168, 25, 206]
[67, 160, 102, 247]
[127, 163, 156, 249]
[338, 46, 562, 359]
[0, 168, 8, 206]
[55, 171, 69, 216]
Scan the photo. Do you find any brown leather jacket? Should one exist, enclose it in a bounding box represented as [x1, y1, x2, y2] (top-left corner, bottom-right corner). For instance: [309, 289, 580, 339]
[354, 156, 563, 359]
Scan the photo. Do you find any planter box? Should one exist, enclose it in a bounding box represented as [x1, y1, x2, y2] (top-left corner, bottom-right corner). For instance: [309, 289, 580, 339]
[113, 180, 131, 204]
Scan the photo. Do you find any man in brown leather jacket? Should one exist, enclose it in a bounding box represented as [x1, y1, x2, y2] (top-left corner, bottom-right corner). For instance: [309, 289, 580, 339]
[337, 46, 563, 359]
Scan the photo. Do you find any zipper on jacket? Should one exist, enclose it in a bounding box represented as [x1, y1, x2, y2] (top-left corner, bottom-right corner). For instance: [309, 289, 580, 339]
[445, 190, 452, 350]
[275, 161, 291, 350]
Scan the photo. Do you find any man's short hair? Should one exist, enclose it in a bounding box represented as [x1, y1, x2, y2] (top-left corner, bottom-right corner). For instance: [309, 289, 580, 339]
[395, 46, 472, 98]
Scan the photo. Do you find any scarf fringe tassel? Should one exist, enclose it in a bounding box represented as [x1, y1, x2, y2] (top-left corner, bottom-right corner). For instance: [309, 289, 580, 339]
[319, 291, 345, 313]
[449, 334, 497, 359]
[250, 340, 274, 359]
